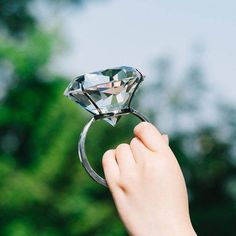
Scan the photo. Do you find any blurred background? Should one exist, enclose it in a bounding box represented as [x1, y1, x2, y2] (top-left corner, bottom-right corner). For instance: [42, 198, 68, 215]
[0, 0, 236, 235]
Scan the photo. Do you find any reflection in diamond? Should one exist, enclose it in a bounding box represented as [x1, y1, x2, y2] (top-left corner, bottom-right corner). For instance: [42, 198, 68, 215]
[64, 66, 143, 126]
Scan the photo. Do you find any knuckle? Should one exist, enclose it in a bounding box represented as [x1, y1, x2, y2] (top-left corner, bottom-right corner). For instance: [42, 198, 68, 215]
[130, 137, 138, 148]
[102, 150, 113, 164]
[134, 122, 152, 134]
[116, 143, 129, 152]
[103, 149, 113, 157]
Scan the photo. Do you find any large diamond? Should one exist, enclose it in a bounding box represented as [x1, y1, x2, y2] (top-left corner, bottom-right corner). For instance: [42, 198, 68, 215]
[64, 66, 143, 126]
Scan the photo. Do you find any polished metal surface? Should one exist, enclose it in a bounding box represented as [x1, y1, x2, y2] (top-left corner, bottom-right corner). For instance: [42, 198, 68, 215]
[78, 108, 149, 187]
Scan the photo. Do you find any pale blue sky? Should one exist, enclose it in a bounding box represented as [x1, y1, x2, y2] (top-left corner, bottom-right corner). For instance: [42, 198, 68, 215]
[37, 0, 236, 102]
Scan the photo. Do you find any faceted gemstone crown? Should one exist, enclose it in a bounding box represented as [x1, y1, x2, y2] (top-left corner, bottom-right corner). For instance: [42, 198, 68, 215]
[64, 66, 144, 126]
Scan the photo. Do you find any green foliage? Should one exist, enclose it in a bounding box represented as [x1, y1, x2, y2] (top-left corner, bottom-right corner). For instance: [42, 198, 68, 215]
[0, 26, 127, 235]
[0, 0, 87, 37]
[0, 0, 35, 37]
[148, 57, 236, 235]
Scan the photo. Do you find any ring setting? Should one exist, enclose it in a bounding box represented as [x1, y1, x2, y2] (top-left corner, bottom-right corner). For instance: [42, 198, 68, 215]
[64, 66, 149, 187]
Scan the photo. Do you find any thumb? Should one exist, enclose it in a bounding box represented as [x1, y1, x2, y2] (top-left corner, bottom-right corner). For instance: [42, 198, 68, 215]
[134, 122, 165, 152]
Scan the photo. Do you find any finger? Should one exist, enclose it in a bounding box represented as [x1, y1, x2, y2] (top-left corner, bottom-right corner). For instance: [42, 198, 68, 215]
[162, 134, 169, 145]
[134, 122, 166, 152]
[102, 149, 119, 188]
[130, 137, 150, 163]
[115, 143, 135, 174]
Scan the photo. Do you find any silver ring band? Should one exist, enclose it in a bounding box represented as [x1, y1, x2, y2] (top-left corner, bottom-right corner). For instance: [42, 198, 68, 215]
[78, 108, 149, 187]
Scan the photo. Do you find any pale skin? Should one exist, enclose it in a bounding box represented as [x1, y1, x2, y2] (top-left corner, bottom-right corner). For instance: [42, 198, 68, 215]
[102, 122, 197, 236]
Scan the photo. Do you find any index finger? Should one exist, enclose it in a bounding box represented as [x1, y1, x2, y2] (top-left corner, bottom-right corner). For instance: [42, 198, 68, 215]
[134, 122, 166, 152]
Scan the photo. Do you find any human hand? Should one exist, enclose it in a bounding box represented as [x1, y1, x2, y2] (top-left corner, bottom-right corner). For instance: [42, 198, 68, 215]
[102, 122, 197, 236]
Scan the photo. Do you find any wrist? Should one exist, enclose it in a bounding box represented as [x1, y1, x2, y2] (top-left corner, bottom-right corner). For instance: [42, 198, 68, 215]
[158, 222, 197, 236]
[130, 221, 196, 236]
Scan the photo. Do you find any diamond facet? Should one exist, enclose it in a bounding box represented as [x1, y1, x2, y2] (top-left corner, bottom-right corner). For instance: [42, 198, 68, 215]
[64, 66, 143, 126]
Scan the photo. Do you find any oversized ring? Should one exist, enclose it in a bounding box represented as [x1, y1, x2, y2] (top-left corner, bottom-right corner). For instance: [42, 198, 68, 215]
[64, 66, 149, 187]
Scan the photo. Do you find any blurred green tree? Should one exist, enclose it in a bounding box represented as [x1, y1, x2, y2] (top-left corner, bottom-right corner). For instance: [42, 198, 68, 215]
[0, 0, 87, 37]
[146, 56, 236, 235]
[0, 1, 127, 235]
